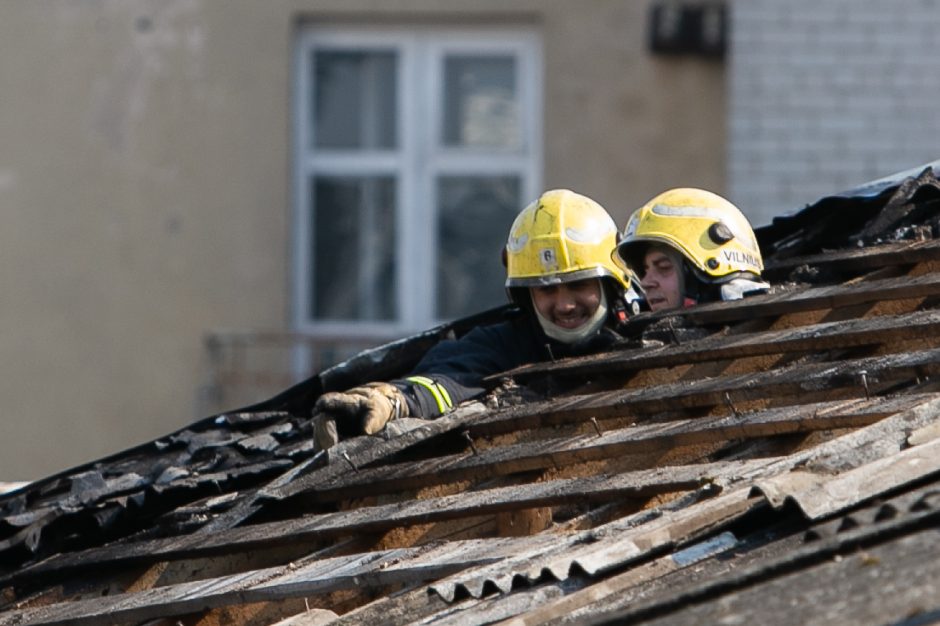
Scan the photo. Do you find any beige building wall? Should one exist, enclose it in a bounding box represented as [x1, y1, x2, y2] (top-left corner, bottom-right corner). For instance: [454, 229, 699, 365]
[0, 0, 725, 480]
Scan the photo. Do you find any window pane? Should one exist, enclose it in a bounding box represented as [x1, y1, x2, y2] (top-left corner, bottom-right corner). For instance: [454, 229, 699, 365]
[436, 176, 521, 319]
[311, 176, 397, 321]
[442, 55, 520, 149]
[313, 50, 397, 149]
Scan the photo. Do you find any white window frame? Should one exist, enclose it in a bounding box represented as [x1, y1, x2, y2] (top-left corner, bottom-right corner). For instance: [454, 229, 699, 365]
[293, 25, 542, 339]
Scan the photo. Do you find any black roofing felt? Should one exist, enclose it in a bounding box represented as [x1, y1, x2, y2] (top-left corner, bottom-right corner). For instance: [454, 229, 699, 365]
[756, 161, 940, 263]
[4, 162, 940, 625]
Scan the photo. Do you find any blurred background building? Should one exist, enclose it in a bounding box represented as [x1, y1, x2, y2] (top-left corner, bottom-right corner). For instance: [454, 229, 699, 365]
[2, 0, 939, 480]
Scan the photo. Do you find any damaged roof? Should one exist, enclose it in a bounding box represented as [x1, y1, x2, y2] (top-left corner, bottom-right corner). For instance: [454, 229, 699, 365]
[4, 162, 940, 625]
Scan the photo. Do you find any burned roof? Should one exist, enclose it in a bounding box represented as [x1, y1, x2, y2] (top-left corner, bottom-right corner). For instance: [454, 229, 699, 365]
[3, 162, 940, 625]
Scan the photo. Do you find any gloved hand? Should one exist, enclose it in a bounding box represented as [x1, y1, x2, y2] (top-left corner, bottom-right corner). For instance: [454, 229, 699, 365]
[312, 382, 407, 450]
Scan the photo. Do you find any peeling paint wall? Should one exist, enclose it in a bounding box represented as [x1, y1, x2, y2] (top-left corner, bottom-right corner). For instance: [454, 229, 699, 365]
[0, 0, 724, 480]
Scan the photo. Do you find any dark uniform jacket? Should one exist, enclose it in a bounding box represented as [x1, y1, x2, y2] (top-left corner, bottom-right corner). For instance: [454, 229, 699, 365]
[392, 313, 624, 418]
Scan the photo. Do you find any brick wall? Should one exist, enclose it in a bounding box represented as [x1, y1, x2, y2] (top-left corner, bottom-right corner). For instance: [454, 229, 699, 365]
[729, 0, 940, 226]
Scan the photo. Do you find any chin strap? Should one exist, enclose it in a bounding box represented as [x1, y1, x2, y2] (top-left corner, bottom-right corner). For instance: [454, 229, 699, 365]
[682, 259, 769, 305]
[533, 288, 609, 345]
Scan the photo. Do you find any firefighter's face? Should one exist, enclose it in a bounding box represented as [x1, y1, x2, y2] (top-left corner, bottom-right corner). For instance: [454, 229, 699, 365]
[639, 245, 683, 312]
[530, 278, 602, 329]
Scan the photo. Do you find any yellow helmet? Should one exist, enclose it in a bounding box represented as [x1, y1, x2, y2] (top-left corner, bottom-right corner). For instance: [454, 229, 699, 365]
[614, 188, 763, 281]
[505, 189, 630, 294]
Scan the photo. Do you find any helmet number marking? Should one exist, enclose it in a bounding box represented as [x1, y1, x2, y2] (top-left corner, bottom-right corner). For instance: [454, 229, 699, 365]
[539, 248, 558, 271]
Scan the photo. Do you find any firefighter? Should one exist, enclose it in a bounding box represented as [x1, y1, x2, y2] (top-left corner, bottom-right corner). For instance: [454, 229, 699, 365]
[313, 189, 635, 450]
[614, 187, 769, 312]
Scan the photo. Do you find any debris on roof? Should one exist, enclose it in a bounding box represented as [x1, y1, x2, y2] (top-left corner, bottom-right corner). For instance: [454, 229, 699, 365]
[3, 162, 940, 625]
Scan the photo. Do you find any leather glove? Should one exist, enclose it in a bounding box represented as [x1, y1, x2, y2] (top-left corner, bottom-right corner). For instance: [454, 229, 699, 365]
[312, 382, 407, 450]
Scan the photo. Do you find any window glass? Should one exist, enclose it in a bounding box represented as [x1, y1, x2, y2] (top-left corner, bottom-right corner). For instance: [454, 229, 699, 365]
[442, 55, 520, 149]
[296, 28, 540, 335]
[436, 176, 521, 319]
[313, 50, 398, 149]
[312, 176, 397, 321]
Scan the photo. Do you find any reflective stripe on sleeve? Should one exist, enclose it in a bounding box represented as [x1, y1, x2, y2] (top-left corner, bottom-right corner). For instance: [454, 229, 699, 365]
[405, 375, 454, 414]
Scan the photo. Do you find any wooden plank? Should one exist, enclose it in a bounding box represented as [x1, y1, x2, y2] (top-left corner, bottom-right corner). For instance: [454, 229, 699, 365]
[579, 490, 940, 626]
[29, 385, 893, 589]
[204, 349, 940, 525]
[305, 395, 931, 500]
[195, 403, 490, 533]
[383, 393, 940, 619]
[326, 487, 735, 625]
[740, 395, 940, 486]
[0, 538, 541, 626]
[762, 238, 940, 276]
[428, 487, 763, 602]
[475, 352, 940, 438]
[615, 271, 940, 328]
[6, 459, 771, 588]
[487, 534, 739, 625]
[755, 435, 940, 520]
[20, 393, 939, 626]
[324, 393, 940, 624]
[499, 308, 940, 382]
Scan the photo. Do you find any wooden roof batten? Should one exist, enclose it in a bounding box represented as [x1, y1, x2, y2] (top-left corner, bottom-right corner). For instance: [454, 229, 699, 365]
[4, 163, 940, 625]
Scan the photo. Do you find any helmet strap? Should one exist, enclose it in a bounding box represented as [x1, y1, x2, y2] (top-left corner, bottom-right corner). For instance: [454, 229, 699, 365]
[605, 279, 631, 322]
[532, 288, 609, 345]
[681, 260, 724, 304]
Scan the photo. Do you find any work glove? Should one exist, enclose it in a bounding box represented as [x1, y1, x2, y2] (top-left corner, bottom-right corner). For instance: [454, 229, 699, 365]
[312, 382, 407, 451]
